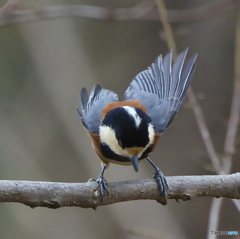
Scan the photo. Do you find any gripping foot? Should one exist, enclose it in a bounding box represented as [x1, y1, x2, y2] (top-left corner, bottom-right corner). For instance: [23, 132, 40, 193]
[147, 157, 171, 205]
[94, 164, 109, 201]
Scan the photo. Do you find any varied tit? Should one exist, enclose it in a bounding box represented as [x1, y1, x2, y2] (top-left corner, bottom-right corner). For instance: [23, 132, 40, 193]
[77, 48, 197, 204]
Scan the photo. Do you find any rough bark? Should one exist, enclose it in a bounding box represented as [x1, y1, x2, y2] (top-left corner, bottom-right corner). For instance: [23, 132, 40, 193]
[0, 174, 239, 209]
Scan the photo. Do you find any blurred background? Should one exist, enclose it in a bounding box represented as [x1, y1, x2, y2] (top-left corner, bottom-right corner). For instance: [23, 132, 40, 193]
[0, 0, 240, 238]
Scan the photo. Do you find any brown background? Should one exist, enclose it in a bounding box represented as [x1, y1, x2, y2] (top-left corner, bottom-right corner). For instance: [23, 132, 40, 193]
[0, 0, 239, 238]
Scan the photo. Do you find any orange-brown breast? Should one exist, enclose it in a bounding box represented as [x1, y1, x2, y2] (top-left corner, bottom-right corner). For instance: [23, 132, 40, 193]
[101, 100, 147, 119]
[87, 131, 109, 165]
[152, 134, 161, 152]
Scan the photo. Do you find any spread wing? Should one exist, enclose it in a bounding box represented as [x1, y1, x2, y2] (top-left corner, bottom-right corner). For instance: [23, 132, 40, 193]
[124, 48, 197, 134]
[77, 84, 119, 134]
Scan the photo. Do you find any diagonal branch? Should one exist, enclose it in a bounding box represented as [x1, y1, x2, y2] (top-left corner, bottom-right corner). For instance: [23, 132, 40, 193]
[0, 174, 239, 209]
[156, 0, 222, 175]
[155, 0, 176, 55]
[0, 0, 21, 15]
[222, 10, 240, 174]
[187, 87, 223, 174]
[155, 1, 240, 237]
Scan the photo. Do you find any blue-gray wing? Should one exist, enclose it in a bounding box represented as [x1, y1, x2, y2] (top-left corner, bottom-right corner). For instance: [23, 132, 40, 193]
[77, 84, 119, 134]
[124, 48, 197, 134]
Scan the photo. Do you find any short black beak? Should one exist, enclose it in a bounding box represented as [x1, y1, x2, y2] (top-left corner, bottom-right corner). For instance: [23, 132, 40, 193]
[131, 155, 139, 172]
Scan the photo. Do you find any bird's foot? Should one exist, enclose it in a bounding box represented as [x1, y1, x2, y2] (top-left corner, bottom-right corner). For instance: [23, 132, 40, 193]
[95, 174, 109, 201]
[153, 168, 171, 205]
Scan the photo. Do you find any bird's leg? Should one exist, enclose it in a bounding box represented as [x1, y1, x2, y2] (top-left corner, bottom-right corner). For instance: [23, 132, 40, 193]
[95, 163, 109, 201]
[147, 157, 171, 205]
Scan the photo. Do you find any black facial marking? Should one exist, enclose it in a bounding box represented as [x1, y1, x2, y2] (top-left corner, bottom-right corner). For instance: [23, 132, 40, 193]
[139, 145, 153, 159]
[101, 107, 152, 149]
[100, 143, 130, 162]
[100, 144, 152, 162]
[100, 143, 151, 162]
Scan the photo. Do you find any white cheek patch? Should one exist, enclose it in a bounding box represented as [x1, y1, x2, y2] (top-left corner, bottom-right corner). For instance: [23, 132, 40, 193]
[122, 106, 141, 128]
[148, 123, 154, 146]
[137, 123, 154, 159]
[99, 125, 145, 158]
[99, 125, 126, 156]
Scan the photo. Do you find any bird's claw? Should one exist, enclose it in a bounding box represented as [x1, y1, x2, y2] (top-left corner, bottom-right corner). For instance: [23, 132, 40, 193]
[153, 168, 171, 205]
[95, 175, 109, 201]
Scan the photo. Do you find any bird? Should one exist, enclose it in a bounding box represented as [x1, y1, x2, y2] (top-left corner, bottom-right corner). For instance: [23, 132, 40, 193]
[77, 48, 197, 204]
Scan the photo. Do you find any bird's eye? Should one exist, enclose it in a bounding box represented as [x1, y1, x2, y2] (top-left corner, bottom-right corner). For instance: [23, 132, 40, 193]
[118, 140, 123, 147]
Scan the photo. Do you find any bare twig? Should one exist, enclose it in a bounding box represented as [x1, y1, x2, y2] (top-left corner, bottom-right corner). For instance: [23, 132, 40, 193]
[187, 87, 223, 174]
[0, 0, 239, 27]
[0, 0, 21, 15]
[207, 198, 224, 239]
[155, 0, 176, 55]
[0, 174, 239, 209]
[131, 0, 156, 19]
[205, 13, 240, 236]
[167, 0, 239, 23]
[156, 0, 222, 173]
[207, 9, 240, 239]
[208, 12, 240, 233]
[222, 10, 240, 174]
[232, 198, 240, 211]
[155, 0, 240, 237]
[133, 0, 156, 9]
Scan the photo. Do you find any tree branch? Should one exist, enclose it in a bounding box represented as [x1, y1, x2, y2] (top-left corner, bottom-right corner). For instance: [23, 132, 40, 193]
[0, 174, 239, 209]
[0, 0, 239, 27]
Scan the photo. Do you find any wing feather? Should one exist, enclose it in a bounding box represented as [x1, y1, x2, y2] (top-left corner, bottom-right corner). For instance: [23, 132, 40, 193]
[78, 85, 119, 134]
[163, 50, 172, 98]
[178, 54, 197, 101]
[80, 88, 88, 112]
[124, 48, 197, 134]
[87, 84, 102, 110]
[171, 48, 188, 97]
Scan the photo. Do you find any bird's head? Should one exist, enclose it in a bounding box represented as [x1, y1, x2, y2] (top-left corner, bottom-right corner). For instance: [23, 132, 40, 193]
[99, 106, 154, 172]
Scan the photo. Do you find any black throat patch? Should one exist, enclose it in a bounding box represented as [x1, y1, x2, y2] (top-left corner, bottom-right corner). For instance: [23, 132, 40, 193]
[100, 143, 153, 162]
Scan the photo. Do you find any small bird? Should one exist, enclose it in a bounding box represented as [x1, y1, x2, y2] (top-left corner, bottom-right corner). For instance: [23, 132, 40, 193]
[77, 48, 197, 204]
